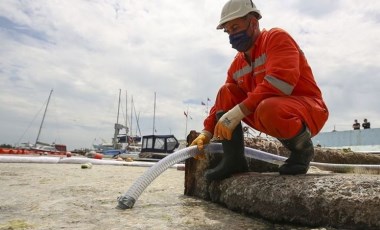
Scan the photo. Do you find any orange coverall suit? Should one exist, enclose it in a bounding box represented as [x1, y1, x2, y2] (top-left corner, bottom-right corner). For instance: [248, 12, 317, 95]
[204, 28, 329, 139]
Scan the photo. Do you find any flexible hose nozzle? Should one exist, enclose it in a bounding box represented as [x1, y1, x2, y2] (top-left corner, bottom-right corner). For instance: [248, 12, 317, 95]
[116, 195, 136, 209]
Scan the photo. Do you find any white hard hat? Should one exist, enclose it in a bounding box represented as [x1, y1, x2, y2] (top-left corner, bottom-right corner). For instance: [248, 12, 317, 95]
[217, 0, 262, 29]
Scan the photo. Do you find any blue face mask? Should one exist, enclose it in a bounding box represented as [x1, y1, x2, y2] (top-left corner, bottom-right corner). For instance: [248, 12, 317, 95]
[229, 29, 253, 52]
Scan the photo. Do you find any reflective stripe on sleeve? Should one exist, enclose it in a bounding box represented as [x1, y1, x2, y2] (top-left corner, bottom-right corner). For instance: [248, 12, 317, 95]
[233, 65, 252, 81]
[264, 75, 294, 95]
[232, 54, 267, 81]
[253, 54, 266, 68]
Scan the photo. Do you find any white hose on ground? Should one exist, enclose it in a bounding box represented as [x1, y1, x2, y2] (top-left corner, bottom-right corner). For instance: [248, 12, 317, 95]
[0, 156, 60, 164]
[117, 143, 380, 209]
[0, 155, 184, 168]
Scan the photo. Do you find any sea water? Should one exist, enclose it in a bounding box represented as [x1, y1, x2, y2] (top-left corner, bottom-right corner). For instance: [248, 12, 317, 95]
[0, 163, 336, 229]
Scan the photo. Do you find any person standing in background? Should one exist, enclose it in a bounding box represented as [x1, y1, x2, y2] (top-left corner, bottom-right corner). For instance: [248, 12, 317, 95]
[362, 119, 371, 129]
[352, 119, 360, 130]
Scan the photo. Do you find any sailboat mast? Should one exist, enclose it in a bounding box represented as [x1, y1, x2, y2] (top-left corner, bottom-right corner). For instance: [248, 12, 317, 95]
[130, 96, 134, 141]
[153, 92, 156, 135]
[113, 89, 121, 149]
[35, 89, 53, 145]
[125, 90, 128, 135]
[116, 89, 121, 125]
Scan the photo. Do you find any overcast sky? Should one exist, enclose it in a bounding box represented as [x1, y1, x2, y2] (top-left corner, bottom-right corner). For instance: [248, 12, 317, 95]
[1, 0, 379, 150]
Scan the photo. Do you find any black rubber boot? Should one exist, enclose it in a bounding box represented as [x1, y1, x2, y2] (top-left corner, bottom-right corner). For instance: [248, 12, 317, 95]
[205, 112, 248, 181]
[278, 125, 314, 175]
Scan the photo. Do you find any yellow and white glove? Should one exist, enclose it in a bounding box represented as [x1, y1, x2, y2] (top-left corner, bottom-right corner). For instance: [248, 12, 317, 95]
[190, 131, 212, 160]
[214, 105, 245, 140]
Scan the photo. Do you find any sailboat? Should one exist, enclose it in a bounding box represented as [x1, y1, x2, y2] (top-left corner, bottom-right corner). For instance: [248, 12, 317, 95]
[94, 89, 141, 157]
[28, 89, 67, 154]
[115, 90, 142, 148]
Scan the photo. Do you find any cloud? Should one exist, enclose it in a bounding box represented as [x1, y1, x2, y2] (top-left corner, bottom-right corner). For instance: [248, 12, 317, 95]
[291, 0, 342, 18]
[0, 0, 379, 149]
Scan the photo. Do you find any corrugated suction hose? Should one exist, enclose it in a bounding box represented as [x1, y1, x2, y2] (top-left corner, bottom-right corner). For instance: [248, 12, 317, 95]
[116, 143, 380, 209]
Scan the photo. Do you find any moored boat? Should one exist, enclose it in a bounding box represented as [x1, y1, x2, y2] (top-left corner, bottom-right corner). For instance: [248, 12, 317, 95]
[138, 134, 180, 162]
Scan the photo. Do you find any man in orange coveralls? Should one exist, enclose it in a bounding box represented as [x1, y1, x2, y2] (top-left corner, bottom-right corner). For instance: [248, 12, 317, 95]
[191, 0, 329, 180]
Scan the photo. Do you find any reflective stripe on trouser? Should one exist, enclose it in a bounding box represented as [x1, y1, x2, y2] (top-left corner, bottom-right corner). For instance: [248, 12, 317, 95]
[214, 83, 329, 139]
